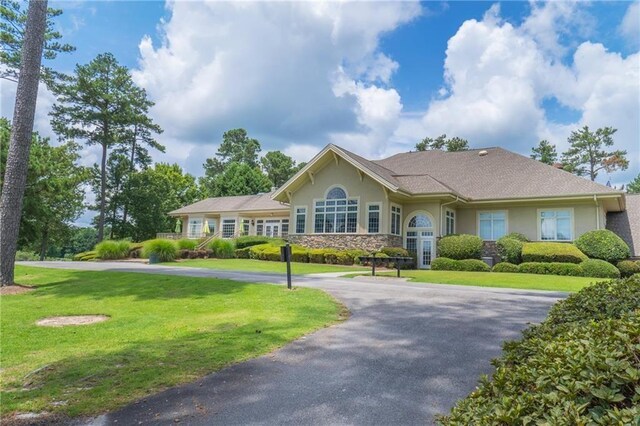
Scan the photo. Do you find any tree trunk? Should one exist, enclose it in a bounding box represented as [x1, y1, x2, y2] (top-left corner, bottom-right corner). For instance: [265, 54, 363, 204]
[0, 0, 48, 286]
[121, 124, 137, 226]
[97, 141, 107, 242]
[39, 227, 48, 261]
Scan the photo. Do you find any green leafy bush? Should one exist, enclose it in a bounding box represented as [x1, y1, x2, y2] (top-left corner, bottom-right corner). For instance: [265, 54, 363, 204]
[176, 239, 197, 250]
[290, 246, 309, 263]
[521, 242, 588, 264]
[580, 258, 621, 278]
[616, 260, 640, 278]
[308, 249, 327, 264]
[142, 239, 178, 262]
[235, 236, 282, 249]
[323, 250, 340, 264]
[492, 262, 519, 273]
[347, 249, 370, 265]
[438, 277, 640, 425]
[502, 232, 529, 242]
[458, 259, 490, 272]
[575, 229, 630, 263]
[95, 240, 131, 260]
[379, 247, 410, 257]
[496, 236, 524, 264]
[15, 250, 39, 261]
[334, 251, 354, 265]
[431, 257, 461, 271]
[247, 243, 280, 261]
[234, 247, 251, 259]
[547, 262, 584, 276]
[518, 262, 551, 275]
[208, 239, 235, 259]
[437, 234, 483, 260]
[73, 250, 97, 261]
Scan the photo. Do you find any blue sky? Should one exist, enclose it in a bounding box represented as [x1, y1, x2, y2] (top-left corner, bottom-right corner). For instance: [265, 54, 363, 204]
[3, 0, 639, 198]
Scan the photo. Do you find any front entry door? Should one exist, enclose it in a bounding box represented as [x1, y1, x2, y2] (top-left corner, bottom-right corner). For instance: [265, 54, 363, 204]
[418, 235, 434, 269]
[265, 224, 279, 238]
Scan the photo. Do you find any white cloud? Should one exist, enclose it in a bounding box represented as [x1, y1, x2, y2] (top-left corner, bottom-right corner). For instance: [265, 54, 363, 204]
[132, 0, 421, 170]
[620, 1, 639, 48]
[402, 1, 639, 185]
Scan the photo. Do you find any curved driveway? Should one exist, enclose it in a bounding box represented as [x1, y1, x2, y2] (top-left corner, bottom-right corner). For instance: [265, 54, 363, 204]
[24, 262, 563, 425]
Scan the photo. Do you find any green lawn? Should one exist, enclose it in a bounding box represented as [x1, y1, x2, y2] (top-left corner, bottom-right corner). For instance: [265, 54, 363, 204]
[1, 266, 343, 418]
[365, 270, 600, 292]
[170, 258, 368, 274]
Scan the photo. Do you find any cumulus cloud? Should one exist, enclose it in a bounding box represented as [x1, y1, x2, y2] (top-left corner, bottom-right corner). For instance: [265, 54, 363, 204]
[132, 0, 421, 169]
[404, 1, 639, 186]
[620, 1, 639, 48]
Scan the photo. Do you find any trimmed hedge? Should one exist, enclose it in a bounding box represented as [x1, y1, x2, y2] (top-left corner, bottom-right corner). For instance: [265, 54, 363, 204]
[234, 236, 282, 249]
[176, 239, 197, 250]
[502, 232, 529, 242]
[347, 249, 370, 265]
[617, 260, 640, 278]
[575, 229, 630, 263]
[143, 239, 178, 262]
[95, 240, 131, 260]
[437, 234, 483, 260]
[379, 247, 410, 257]
[496, 236, 524, 264]
[208, 239, 235, 259]
[438, 277, 640, 425]
[308, 249, 327, 264]
[431, 257, 490, 272]
[518, 262, 584, 277]
[580, 259, 621, 279]
[491, 262, 519, 273]
[73, 250, 98, 261]
[234, 247, 251, 259]
[521, 242, 587, 264]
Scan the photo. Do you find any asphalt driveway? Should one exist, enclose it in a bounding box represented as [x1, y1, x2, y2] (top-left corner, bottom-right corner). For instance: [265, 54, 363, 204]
[22, 262, 563, 425]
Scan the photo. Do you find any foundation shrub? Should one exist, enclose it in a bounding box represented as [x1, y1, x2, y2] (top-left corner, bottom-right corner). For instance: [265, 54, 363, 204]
[580, 259, 621, 279]
[437, 234, 483, 260]
[521, 242, 588, 264]
[575, 229, 630, 263]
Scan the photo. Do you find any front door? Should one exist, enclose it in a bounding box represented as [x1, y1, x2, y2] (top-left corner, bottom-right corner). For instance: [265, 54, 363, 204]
[418, 234, 434, 269]
[265, 224, 279, 238]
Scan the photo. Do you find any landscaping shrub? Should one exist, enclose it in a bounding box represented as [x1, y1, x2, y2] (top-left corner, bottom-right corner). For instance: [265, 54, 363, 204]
[290, 246, 309, 263]
[438, 276, 640, 425]
[431, 257, 461, 271]
[334, 251, 354, 265]
[247, 243, 281, 261]
[235, 247, 251, 259]
[208, 239, 235, 259]
[15, 250, 39, 261]
[502, 232, 529, 242]
[580, 258, 621, 279]
[458, 259, 490, 272]
[518, 262, 552, 275]
[176, 239, 197, 250]
[379, 247, 410, 257]
[95, 240, 131, 260]
[308, 249, 327, 264]
[575, 229, 630, 263]
[496, 236, 524, 264]
[130, 249, 142, 259]
[617, 260, 640, 278]
[547, 262, 584, 276]
[521, 242, 587, 264]
[491, 262, 519, 273]
[73, 250, 97, 261]
[142, 239, 178, 262]
[178, 249, 190, 259]
[347, 249, 370, 265]
[437, 234, 483, 260]
[235, 236, 282, 249]
[323, 249, 341, 264]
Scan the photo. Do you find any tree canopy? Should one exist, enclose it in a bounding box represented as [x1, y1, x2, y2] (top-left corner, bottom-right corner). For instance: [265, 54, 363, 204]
[561, 126, 628, 181]
[628, 174, 640, 194]
[416, 134, 469, 152]
[530, 140, 558, 165]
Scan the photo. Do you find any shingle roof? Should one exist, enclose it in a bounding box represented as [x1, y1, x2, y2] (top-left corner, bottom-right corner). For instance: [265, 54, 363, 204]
[606, 194, 640, 258]
[370, 147, 621, 200]
[169, 191, 287, 215]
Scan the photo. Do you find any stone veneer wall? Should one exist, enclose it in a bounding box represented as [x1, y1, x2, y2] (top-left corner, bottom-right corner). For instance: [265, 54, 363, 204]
[482, 241, 499, 261]
[287, 234, 403, 252]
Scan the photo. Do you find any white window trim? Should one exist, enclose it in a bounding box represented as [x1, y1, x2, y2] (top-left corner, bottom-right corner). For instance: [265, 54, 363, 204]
[390, 203, 402, 236]
[312, 195, 361, 235]
[536, 208, 575, 241]
[444, 208, 456, 236]
[323, 184, 349, 199]
[476, 210, 508, 241]
[366, 202, 383, 234]
[294, 205, 307, 234]
[221, 217, 237, 239]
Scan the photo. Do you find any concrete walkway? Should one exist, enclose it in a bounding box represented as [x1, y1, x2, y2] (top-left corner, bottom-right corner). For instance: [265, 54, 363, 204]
[21, 261, 563, 425]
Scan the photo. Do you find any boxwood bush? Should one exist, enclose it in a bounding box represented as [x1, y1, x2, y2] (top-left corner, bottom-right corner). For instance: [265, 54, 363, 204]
[431, 257, 490, 272]
[496, 236, 524, 264]
[617, 260, 640, 278]
[437, 234, 483, 260]
[517, 262, 584, 277]
[234, 247, 251, 259]
[234, 236, 282, 249]
[308, 249, 327, 264]
[491, 262, 519, 273]
[142, 239, 178, 262]
[575, 229, 630, 263]
[521, 242, 588, 263]
[208, 239, 235, 259]
[379, 247, 410, 257]
[290, 246, 309, 263]
[580, 258, 621, 279]
[438, 276, 640, 425]
[458, 259, 490, 272]
[95, 240, 131, 260]
[176, 239, 197, 250]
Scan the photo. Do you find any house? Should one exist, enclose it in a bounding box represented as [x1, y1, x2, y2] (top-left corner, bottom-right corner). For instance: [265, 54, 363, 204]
[168, 144, 637, 268]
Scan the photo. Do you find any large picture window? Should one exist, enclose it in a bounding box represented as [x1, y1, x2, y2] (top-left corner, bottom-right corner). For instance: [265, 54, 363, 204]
[314, 186, 358, 233]
[478, 211, 506, 240]
[367, 203, 381, 233]
[222, 219, 236, 238]
[391, 204, 402, 236]
[295, 207, 306, 234]
[539, 209, 572, 241]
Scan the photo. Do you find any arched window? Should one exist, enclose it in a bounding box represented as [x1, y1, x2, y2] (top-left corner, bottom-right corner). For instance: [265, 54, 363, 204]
[405, 213, 434, 258]
[408, 214, 432, 229]
[314, 186, 358, 233]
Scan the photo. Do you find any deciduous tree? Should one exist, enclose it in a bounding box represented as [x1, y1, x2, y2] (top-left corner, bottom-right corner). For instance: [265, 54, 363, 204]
[0, 0, 48, 286]
[261, 151, 298, 187]
[561, 126, 628, 181]
[208, 162, 272, 197]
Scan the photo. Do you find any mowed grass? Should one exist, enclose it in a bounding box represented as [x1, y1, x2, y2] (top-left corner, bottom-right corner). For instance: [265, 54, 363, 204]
[367, 270, 599, 292]
[171, 258, 368, 274]
[1, 266, 343, 418]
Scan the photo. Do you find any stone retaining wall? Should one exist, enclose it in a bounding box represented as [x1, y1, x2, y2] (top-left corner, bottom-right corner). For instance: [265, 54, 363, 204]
[287, 234, 403, 251]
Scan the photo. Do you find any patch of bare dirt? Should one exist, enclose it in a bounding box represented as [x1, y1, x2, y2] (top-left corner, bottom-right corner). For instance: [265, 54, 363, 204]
[0, 285, 34, 295]
[36, 315, 109, 327]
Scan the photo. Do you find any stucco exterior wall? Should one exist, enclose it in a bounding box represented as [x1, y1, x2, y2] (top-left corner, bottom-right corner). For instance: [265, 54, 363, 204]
[455, 203, 601, 241]
[289, 158, 389, 234]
